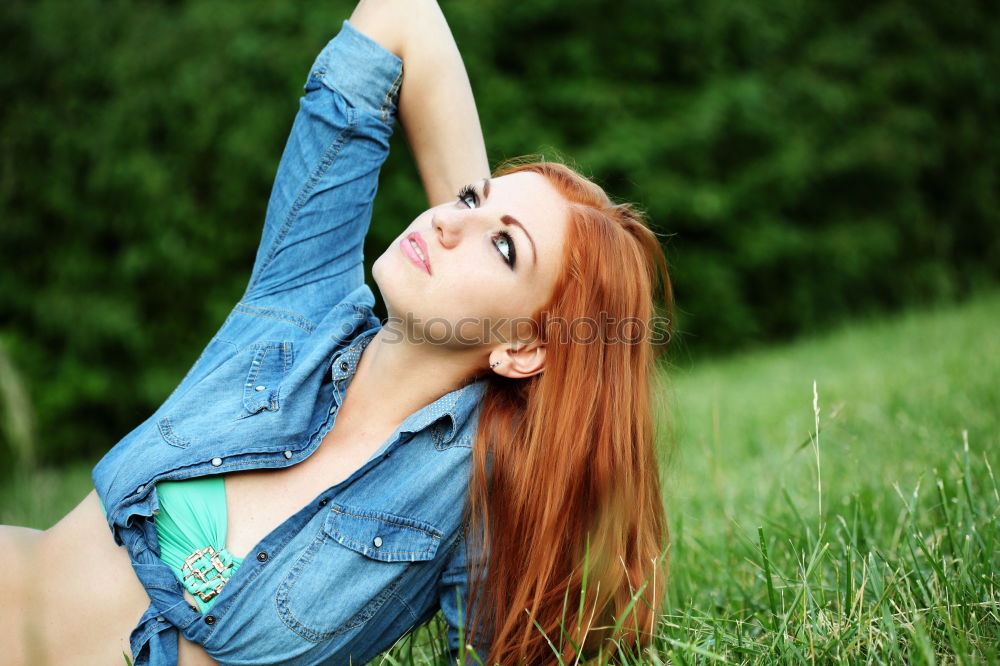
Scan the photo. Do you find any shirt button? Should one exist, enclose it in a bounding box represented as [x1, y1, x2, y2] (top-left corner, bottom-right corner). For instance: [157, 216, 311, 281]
[211, 457, 223, 467]
[329, 406, 336, 414]
[156, 616, 166, 623]
[340, 361, 349, 372]
[255, 385, 266, 392]
[256, 551, 268, 563]
[136, 484, 144, 494]
[373, 536, 383, 548]
[283, 450, 293, 459]
[189, 604, 198, 612]
[205, 615, 216, 626]
[319, 498, 329, 507]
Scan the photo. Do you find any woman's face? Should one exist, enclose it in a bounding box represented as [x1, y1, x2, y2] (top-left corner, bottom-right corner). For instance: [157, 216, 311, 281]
[372, 171, 570, 350]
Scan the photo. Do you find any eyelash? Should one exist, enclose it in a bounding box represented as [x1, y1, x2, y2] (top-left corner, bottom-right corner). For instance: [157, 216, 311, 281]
[457, 184, 478, 208]
[456, 184, 517, 269]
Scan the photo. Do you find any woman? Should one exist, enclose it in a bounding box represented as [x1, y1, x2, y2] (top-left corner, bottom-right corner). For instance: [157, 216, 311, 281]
[0, 0, 670, 663]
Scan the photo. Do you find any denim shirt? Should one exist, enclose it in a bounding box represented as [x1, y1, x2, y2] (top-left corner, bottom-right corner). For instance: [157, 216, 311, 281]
[92, 22, 487, 665]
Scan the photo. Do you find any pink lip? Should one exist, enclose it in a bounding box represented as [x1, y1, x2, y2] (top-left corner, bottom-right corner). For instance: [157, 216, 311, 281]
[400, 232, 431, 275]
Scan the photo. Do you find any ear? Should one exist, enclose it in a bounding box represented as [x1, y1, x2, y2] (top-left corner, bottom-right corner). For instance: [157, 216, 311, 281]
[489, 343, 547, 379]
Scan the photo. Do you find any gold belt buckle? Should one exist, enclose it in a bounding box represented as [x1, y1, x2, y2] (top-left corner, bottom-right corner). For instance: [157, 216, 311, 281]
[181, 546, 233, 603]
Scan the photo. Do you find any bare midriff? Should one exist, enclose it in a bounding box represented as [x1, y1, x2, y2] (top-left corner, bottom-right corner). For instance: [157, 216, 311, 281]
[0, 491, 216, 666]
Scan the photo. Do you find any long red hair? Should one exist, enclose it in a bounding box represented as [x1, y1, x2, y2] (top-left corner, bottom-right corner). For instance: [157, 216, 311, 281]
[465, 160, 672, 663]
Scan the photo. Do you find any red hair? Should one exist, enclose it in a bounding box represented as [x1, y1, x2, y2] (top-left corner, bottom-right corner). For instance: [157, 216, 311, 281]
[465, 159, 672, 663]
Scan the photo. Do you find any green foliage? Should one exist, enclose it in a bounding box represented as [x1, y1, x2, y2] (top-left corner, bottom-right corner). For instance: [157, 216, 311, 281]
[1, 0, 997, 466]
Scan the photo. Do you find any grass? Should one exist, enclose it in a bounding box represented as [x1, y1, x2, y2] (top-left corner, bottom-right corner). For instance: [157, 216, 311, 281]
[654, 290, 999, 665]
[3, 291, 998, 664]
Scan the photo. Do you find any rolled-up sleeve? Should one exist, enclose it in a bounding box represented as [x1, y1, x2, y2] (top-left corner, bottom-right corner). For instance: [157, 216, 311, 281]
[242, 20, 403, 323]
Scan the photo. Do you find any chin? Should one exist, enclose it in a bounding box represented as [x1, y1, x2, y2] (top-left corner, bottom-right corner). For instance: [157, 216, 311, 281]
[371, 255, 393, 305]
[371, 254, 409, 321]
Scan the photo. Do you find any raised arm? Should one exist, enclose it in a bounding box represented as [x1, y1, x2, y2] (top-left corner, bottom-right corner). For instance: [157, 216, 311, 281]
[239, 0, 486, 321]
[349, 0, 490, 206]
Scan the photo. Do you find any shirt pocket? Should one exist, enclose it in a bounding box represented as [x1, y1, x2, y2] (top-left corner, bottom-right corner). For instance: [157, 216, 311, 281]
[275, 504, 443, 642]
[157, 340, 294, 449]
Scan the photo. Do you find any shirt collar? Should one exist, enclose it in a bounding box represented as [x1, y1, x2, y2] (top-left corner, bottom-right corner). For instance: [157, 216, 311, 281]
[330, 328, 378, 382]
[397, 378, 488, 445]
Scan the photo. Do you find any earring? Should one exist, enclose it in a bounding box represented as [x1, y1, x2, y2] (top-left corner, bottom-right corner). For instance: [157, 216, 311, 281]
[490, 360, 501, 369]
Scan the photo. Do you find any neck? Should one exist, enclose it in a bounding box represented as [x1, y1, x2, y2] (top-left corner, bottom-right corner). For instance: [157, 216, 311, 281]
[344, 323, 486, 427]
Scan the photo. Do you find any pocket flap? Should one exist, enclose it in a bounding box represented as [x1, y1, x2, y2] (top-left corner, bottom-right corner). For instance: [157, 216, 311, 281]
[325, 505, 442, 563]
[243, 342, 293, 414]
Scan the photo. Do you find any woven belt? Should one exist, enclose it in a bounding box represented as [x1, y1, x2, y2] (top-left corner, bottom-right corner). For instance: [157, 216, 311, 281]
[181, 545, 238, 603]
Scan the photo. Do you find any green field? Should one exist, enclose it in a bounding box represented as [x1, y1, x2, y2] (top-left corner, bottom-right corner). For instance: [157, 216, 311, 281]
[656, 292, 999, 664]
[3, 293, 998, 664]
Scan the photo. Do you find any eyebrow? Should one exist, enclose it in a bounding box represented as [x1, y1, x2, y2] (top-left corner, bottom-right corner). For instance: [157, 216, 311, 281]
[482, 178, 537, 268]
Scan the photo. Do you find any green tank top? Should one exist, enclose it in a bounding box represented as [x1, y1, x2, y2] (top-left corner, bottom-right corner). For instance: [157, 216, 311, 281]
[153, 476, 243, 612]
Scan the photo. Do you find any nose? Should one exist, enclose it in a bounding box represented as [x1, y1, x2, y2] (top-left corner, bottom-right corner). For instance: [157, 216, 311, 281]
[432, 207, 473, 249]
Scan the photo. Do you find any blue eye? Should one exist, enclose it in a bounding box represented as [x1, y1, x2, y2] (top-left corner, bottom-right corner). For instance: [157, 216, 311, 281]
[493, 231, 515, 268]
[457, 184, 478, 208]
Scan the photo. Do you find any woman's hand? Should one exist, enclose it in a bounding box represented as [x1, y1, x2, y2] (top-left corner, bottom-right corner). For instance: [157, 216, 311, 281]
[349, 0, 490, 207]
